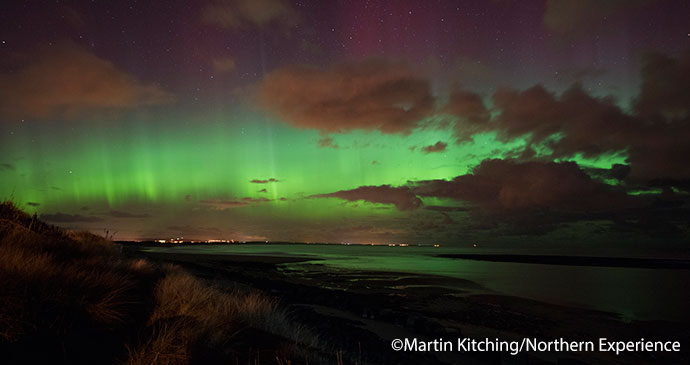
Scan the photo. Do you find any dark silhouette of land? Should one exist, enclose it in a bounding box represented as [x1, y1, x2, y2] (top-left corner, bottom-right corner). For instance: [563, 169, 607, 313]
[438, 254, 690, 269]
[2, 202, 689, 364]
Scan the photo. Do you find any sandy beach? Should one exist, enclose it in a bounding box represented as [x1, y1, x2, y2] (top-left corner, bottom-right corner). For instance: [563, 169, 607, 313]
[124, 244, 690, 364]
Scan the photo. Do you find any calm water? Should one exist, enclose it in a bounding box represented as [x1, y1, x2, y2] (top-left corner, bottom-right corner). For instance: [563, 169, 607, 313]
[141, 244, 690, 323]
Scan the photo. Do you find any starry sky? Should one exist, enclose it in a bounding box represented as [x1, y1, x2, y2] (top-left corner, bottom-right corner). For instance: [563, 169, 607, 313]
[1, 0, 689, 249]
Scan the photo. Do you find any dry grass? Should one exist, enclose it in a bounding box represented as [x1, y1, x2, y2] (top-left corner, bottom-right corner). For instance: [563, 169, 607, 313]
[125, 265, 322, 364]
[0, 201, 324, 364]
[0, 203, 145, 345]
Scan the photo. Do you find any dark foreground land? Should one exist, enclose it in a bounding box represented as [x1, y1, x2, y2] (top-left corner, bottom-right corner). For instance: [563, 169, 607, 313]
[0, 203, 329, 364]
[1, 202, 689, 364]
[127, 247, 690, 364]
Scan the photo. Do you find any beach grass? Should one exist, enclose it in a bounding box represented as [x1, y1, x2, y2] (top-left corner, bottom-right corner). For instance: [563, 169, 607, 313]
[0, 201, 323, 364]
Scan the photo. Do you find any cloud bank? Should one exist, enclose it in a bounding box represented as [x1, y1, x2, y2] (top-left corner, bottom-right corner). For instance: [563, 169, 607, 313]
[312, 185, 422, 211]
[257, 60, 433, 134]
[0, 42, 173, 120]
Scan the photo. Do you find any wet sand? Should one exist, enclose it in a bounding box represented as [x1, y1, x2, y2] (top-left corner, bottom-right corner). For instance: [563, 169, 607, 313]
[124, 245, 690, 364]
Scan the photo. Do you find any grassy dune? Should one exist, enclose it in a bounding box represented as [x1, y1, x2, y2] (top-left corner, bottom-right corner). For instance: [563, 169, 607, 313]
[0, 202, 324, 364]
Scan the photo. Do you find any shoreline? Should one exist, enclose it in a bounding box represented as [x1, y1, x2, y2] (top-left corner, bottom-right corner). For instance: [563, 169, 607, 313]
[124, 246, 690, 364]
[437, 253, 690, 269]
[129, 243, 690, 323]
[119, 241, 690, 268]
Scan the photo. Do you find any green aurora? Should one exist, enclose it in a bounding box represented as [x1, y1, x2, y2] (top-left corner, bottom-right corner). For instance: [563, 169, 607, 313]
[2, 0, 688, 248]
[1, 107, 629, 243]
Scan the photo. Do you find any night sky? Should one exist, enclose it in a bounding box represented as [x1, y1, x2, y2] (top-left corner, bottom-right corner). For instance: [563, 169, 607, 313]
[1, 0, 689, 249]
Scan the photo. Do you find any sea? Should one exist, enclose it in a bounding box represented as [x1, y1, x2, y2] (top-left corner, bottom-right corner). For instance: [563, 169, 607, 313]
[139, 244, 690, 323]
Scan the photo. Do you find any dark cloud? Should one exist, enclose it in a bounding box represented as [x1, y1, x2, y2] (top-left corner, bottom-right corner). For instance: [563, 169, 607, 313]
[425, 205, 469, 212]
[202, 0, 300, 29]
[107, 210, 150, 218]
[257, 188, 267, 193]
[449, 51, 690, 182]
[647, 179, 690, 194]
[250, 178, 279, 183]
[584, 164, 631, 183]
[489, 84, 636, 159]
[257, 60, 433, 134]
[635, 51, 690, 120]
[443, 88, 489, 141]
[26, 202, 40, 207]
[310, 158, 681, 237]
[317, 136, 339, 149]
[0, 163, 15, 171]
[199, 199, 249, 209]
[199, 196, 272, 210]
[626, 141, 690, 182]
[312, 185, 422, 211]
[241, 197, 272, 203]
[421, 141, 447, 154]
[314, 156, 639, 232]
[608, 164, 633, 181]
[413, 212, 455, 232]
[409, 159, 687, 236]
[413, 159, 633, 213]
[0, 41, 173, 120]
[41, 213, 103, 223]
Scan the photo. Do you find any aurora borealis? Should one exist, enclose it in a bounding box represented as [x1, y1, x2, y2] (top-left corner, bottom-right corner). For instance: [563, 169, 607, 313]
[1, 0, 689, 248]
